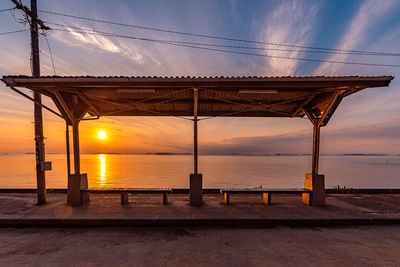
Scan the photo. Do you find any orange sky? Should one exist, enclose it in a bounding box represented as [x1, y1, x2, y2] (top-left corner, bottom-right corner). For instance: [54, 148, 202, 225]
[1, 94, 399, 155]
[0, 0, 399, 155]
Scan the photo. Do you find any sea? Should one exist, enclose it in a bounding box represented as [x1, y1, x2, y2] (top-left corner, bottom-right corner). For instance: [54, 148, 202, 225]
[0, 154, 399, 189]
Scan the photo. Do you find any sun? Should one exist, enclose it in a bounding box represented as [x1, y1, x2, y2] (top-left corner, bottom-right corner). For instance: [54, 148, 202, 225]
[97, 130, 107, 140]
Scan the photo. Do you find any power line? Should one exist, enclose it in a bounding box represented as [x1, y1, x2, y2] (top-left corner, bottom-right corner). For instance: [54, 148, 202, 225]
[39, 8, 400, 56]
[50, 26, 400, 68]
[42, 34, 56, 75]
[45, 22, 400, 57]
[0, 29, 28, 35]
[52, 26, 400, 68]
[0, 7, 15, 13]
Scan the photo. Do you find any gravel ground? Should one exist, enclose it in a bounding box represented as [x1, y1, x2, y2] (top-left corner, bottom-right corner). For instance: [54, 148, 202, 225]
[0, 226, 400, 266]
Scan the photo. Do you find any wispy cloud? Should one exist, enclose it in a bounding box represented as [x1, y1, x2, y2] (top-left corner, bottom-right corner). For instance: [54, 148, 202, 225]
[65, 26, 121, 53]
[258, 0, 319, 76]
[314, 0, 398, 75]
[51, 24, 182, 70]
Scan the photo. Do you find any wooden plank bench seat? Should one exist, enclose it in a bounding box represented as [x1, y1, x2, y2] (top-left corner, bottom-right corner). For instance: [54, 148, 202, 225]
[220, 188, 312, 205]
[82, 188, 172, 205]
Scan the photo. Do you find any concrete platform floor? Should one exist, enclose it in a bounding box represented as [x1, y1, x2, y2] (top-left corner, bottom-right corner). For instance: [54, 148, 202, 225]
[2, 193, 400, 266]
[1, 193, 400, 226]
[1, 226, 400, 266]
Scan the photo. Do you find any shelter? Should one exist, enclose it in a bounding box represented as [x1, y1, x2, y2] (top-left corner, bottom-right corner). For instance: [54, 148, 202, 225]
[1, 75, 394, 206]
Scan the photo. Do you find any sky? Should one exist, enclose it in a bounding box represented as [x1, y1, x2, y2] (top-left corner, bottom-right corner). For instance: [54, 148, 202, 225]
[0, 0, 399, 155]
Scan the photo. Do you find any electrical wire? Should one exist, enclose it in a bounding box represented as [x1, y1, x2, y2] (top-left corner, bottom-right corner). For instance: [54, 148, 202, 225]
[39, 9, 400, 56]
[45, 22, 400, 57]
[42, 34, 57, 75]
[49, 26, 400, 68]
[0, 29, 28, 35]
[17, 0, 32, 27]
[7, 7, 400, 69]
[0, 7, 15, 13]
[10, 5, 29, 26]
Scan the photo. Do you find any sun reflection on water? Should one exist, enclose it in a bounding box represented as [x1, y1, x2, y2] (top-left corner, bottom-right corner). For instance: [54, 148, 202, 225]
[99, 154, 106, 186]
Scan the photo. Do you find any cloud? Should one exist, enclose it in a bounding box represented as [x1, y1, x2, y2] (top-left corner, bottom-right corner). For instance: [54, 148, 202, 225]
[198, 119, 400, 155]
[1, 1, 399, 155]
[314, 0, 398, 75]
[200, 132, 310, 155]
[258, 0, 319, 76]
[65, 26, 121, 53]
[50, 24, 167, 68]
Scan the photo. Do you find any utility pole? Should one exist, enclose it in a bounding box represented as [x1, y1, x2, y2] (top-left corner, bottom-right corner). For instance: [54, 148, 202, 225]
[12, 0, 50, 204]
[30, 0, 46, 205]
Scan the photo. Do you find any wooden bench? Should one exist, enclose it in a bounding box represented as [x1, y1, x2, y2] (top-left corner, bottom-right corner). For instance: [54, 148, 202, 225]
[220, 188, 312, 205]
[83, 188, 172, 205]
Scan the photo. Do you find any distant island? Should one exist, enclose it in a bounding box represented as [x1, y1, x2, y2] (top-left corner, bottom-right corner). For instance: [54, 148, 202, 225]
[145, 152, 192, 155]
[342, 153, 391, 156]
[88, 152, 192, 155]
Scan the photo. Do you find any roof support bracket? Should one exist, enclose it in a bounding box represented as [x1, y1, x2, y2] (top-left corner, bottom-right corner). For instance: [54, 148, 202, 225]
[318, 90, 344, 127]
[76, 92, 100, 117]
[54, 90, 74, 124]
[292, 94, 317, 117]
[302, 89, 345, 127]
[53, 90, 89, 125]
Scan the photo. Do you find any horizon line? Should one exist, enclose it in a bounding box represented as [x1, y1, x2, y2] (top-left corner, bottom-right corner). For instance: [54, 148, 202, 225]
[1, 152, 399, 157]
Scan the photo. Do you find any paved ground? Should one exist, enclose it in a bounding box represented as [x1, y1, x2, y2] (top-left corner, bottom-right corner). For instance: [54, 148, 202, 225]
[1, 193, 400, 266]
[0, 226, 400, 266]
[1, 193, 400, 224]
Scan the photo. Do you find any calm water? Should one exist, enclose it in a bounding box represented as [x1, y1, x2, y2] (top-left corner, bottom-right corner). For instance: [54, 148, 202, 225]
[0, 154, 399, 189]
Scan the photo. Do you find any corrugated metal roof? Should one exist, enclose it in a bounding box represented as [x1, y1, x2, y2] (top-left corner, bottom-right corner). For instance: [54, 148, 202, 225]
[1, 75, 394, 123]
[2, 75, 394, 80]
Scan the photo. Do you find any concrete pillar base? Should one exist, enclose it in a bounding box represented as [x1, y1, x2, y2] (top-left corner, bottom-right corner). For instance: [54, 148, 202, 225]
[67, 173, 90, 206]
[121, 192, 129, 205]
[224, 193, 230, 205]
[162, 192, 168, 205]
[190, 173, 203, 206]
[263, 193, 271, 205]
[302, 173, 325, 206]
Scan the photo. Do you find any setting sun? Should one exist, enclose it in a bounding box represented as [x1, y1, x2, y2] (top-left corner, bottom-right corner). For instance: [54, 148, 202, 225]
[97, 131, 107, 140]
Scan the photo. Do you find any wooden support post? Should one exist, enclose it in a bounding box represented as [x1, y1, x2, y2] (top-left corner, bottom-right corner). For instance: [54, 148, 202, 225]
[312, 123, 320, 175]
[193, 88, 198, 174]
[68, 119, 89, 205]
[66, 122, 71, 176]
[58, 93, 90, 206]
[72, 120, 80, 174]
[189, 88, 203, 206]
[301, 116, 325, 206]
[301, 91, 343, 207]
